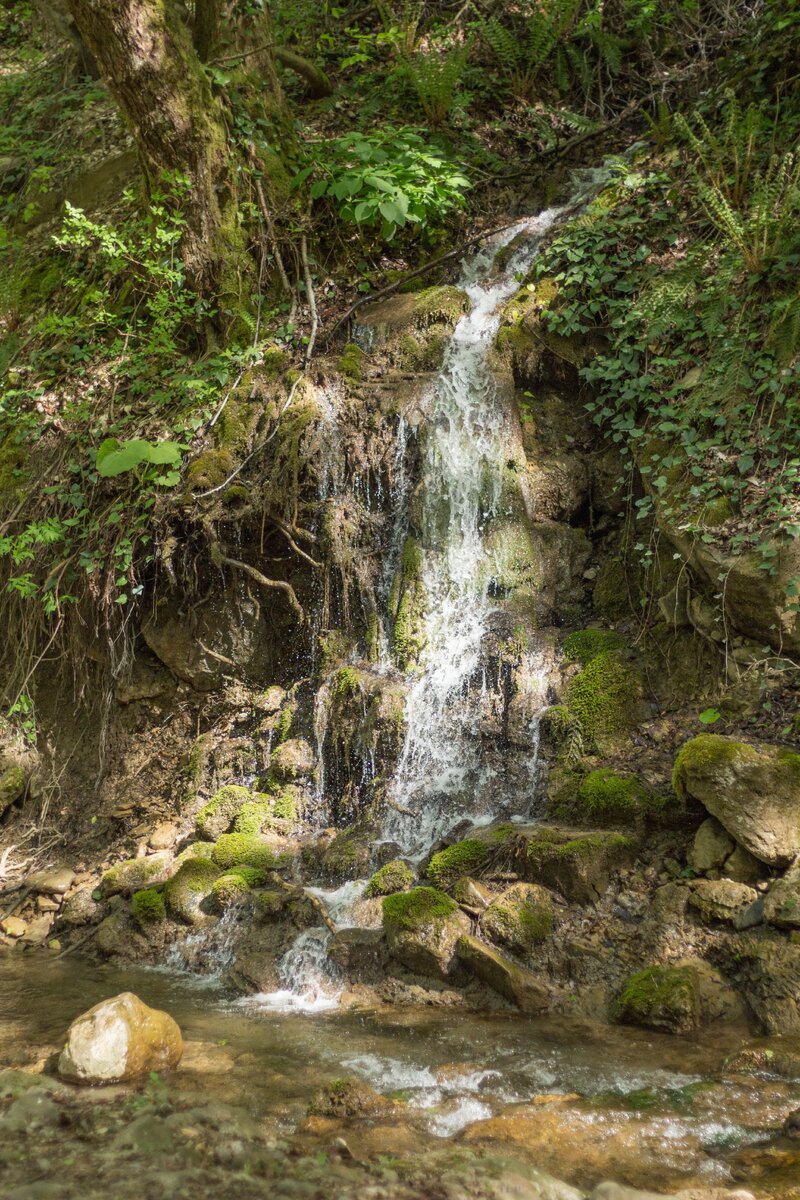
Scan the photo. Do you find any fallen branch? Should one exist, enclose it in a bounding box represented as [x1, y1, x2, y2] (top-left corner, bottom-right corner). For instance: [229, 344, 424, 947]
[304, 890, 338, 935]
[301, 233, 319, 365]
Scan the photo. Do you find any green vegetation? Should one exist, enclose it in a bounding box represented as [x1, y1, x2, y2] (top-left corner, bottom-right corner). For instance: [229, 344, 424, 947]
[210, 834, 291, 872]
[562, 629, 622, 665]
[427, 840, 489, 890]
[365, 859, 415, 897]
[382, 886, 458, 931]
[554, 768, 667, 825]
[565, 650, 643, 749]
[672, 735, 758, 798]
[131, 887, 166, 929]
[210, 867, 266, 909]
[614, 965, 700, 1033]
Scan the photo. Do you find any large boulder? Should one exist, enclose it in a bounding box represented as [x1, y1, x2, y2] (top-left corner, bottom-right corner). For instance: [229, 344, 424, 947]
[142, 588, 270, 690]
[457, 934, 550, 1013]
[163, 859, 219, 925]
[382, 886, 469, 979]
[613, 959, 741, 1034]
[58, 992, 182, 1084]
[513, 825, 638, 904]
[673, 735, 800, 866]
[480, 883, 554, 955]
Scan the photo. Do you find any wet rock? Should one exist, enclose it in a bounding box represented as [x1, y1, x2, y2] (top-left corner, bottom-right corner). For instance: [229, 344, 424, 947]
[329, 928, 389, 980]
[782, 1108, 800, 1136]
[322, 829, 373, 883]
[1, 916, 26, 938]
[458, 933, 551, 1013]
[763, 861, 800, 929]
[142, 588, 270, 690]
[364, 858, 415, 897]
[688, 818, 735, 874]
[58, 991, 182, 1084]
[673, 735, 800, 866]
[0, 764, 25, 818]
[382, 886, 470, 979]
[480, 883, 554, 954]
[195, 784, 251, 839]
[269, 737, 315, 781]
[112, 1112, 175, 1153]
[61, 887, 104, 927]
[308, 1076, 397, 1120]
[99, 852, 173, 897]
[614, 959, 740, 1034]
[515, 825, 638, 904]
[688, 879, 759, 926]
[254, 685, 286, 714]
[26, 867, 74, 896]
[722, 935, 800, 1034]
[453, 876, 494, 910]
[95, 912, 135, 957]
[724, 1037, 800, 1079]
[164, 858, 220, 925]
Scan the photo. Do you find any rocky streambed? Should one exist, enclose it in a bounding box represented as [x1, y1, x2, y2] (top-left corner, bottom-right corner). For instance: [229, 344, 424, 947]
[1, 956, 799, 1200]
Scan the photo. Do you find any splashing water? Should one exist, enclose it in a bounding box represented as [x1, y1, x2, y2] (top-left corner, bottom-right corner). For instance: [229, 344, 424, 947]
[383, 210, 564, 855]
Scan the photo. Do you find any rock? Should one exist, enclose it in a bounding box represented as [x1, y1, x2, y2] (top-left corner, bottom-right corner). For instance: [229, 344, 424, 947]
[142, 588, 270, 690]
[724, 1037, 800, 1079]
[114, 660, 173, 704]
[308, 1076, 397, 1119]
[0, 1090, 61, 1132]
[673, 735, 800, 866]
[734, 896, 765, 931]
[329, 928, 389, 980]
[163, 858, 219, 925]
[590, 1185, 679, 1200]
[763, 861, 800, 929]
[112, 1112, 175, 1153]
[61, 887, 104, 927]
[0, 764, 25, 817]
[480, 883, 554, 955]
[689, 879, 759, 925]
[269, 738, 315, 781]
[195, 784, 251, 839]
[457, 934, 550, 1013]
[37, 895, 59, 912]
[1, 916, 25, 938]
[95, 912, 133, 957]
[148, 823, 177, 851]
[382, 886, 470, 979]
[614, 959, 740, 1034]
[782, 1108, 800, 1137]
[364, 858, 415, 897]
[58, 992, 182, 1084]
[254, 685, 286, 714]
[723, 843, 765, 884]
[452, 876, 494, 909]
[688, 818, 735, 874]
[99, 852, 173, 897]
[26, 867, 74, 896]
[322, 828, 373, 883]
[720, 935, 800, 1034]
[515, 825, 638, 904]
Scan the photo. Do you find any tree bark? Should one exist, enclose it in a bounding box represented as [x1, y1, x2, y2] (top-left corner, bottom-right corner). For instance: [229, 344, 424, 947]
[66, 0, 245, 306]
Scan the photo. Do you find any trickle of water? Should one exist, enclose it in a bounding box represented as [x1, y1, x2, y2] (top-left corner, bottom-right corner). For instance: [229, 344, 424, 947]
[383, 210, 564, 855]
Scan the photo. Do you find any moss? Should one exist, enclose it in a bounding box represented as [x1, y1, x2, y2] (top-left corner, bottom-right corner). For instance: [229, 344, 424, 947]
[274, 703, 295, 743]
[0, 437, 27, 504]
[592, 559, 635, 621]
[557, 768, 667, 824]
[131, 887, 166, 929]
[338, 343, 364, 380]
[427, 840, 489, 890]
[614, 965, 700, 1033]
[382, 886, 458, 932]
[174, 840, 216, 866]
[195, 784, 251, 840]
[697, 495, 732, 529]
[486, 823, 517, 845]
[671, 734, 759, 798]
[539, 705, 584, 763]
[233, 800, 273, 836]
[322, 829, 372, 881]
[0, 764, 25, 811]
[332, 667, 364, 699]
[184, 732, 214, 808]
[365, 859, 415, 898]
[562, 628, 622, 665]
[99, 853, 172, 897]
[527, 831, 633, 860]
[163, 858, 220, 921]
[210, 833, 291, 872]
[566, 649, 643, 749]
[210, 866, 266, 909]
[483, 892, 553, 952]
[271, 786, 299, 823]
[483, 523, 539, 596]
[185, 449, 235, 491]
[389, 536, 427, 670]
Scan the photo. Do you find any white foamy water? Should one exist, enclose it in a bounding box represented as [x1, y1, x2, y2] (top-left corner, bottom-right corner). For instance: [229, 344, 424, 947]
[383, 211, 563, 854]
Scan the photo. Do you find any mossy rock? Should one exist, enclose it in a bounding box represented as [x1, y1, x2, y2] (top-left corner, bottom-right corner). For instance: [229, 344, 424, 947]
[482, 523, 540, 598]
[724, 1038, 800, 1080]
[269, 738, 315, 782]
[210, 867, 266, 911]
[551, 768, 668, 827]
[565, 649, 646, 752]
[614, 965, 702, 1034]
[210, 833, 293, 873]
[131, 887, 166, 930]
[538, 705, 584, 764]
[562, 628, 622, 665]
[99, 853, 173, 898]
[337, 343, 364, 380]
[185, 449, 235, 492]
[427, 840, 489, 890]
[0, 764, 25, 816]
[232, 787, 299, 836]
[364, 859, 415, 898]
[163, 859, 220, 925]
[721, 934, 800, 1035]
[480, 883, 554, 956]
[388, 536, 427, 671]
[308, 1077, 396, 1119]
[195, 784, 252, 840]
[672, 735, 800, 866]
[321, 829, 373, 883]
[514, 825, 637, 904]
[382, 886, 469, 979]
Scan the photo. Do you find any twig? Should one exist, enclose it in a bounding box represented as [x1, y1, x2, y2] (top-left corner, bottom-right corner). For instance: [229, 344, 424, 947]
[50, 925, 98, 961]
[304, 890, 338, 934]
[0, 887, 31, 923]
[216, 552, 304, 623]
[384, 795, 417, 818]
[301, 234, 319, 365]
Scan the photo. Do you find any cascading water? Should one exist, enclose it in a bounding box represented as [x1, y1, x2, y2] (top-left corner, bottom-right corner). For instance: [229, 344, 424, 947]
[382, 210, 563, 855]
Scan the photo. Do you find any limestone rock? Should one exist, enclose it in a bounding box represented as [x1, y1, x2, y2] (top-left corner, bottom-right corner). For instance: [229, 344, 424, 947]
[322, 829, 373, 883]
[364, 859, 415, 898]
[195, 784, 251, 840]
[480, 883, 554, 955]
[614, 959, 740, 1034]
[142, 588, 270, 690]
[269, 738, 315, 781]
[452, 876, 494, 910]
[721, 935, 800, 1035]
[95, 912, 133, 957]
[689, 879, 759, 926]
[382, 886, 469, 979]
[329, 928, 389, 981]
[673, 735, 800, 866]
[61, 887, 104, 927]
[688, 818, 735, 874]
[27, 867, 74, 896]
[458, 933, 550, 1013]
[763, 861, 800, 929]
[723, 843, 765, 884]
[58, 992, 182, 1084]
[1, 916, 26, 938]
[163, 858, 219, 925]
[99, 852, 173, 897]
[514, 825, 638, 904]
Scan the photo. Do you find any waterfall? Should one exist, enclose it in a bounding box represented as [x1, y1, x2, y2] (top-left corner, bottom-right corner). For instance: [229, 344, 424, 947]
[382, 210, 563, 856]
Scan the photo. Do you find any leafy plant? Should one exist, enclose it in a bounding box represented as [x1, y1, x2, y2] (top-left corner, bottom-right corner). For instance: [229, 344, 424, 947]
[296, 127, 470, 241]
[402, 43, 468, 125]
[95, 439, 183, 487]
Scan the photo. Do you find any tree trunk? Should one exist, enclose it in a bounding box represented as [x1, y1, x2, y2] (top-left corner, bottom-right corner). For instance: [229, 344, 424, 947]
[66, 0, 246, 309]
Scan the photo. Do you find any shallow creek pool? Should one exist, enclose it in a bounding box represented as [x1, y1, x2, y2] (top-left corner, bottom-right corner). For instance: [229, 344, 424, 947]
[2, 955, 799, 1196]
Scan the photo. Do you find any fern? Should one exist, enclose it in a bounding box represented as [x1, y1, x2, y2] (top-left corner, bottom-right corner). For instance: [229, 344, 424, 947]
[403, 44, 467, 125]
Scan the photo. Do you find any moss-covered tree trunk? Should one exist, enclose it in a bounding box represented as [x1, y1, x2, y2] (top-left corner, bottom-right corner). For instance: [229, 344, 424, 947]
[66, 0, 251, 312]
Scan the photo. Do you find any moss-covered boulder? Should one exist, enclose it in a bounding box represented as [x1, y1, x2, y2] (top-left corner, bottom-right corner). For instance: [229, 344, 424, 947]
[364, 859, 415, 898]
[552, 769, 667, 826]
[688, 879, 758, 926]
[269, 738, 315, 782]
[321, 829, 373, 883]
[614, 959, 740, 1034]
[514, 825, 637, 904]
[382, 886, 469, 979]
[724, 1037, 800, 1080]
[457, 933, 550, 1014]
[195, 784, 252, 840]
[308, 1076, 397, 1120]
[210, 867, 266, 911]
[0, 764, 25, 817]
[480, 883, 553, 955]
[210, 833, 293, 873]
[673, 735, 800, 866]
[565, 648, 646, 752]
[427, 839, 489, 890]
[99, 852, 173, 898]
[357, 285, 470, 371]
[131, 888, 166, 931]
[163, 859, 220, 925]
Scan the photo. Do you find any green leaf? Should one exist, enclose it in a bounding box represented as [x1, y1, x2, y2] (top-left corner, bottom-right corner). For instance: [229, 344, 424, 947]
[698, 707, 722, 725]
[96, 440, 151, 477]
